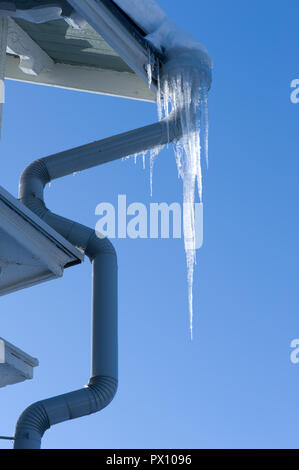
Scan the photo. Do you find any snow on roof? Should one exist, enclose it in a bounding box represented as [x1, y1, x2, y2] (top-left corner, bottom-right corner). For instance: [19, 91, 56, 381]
[114, 0, 211, 67]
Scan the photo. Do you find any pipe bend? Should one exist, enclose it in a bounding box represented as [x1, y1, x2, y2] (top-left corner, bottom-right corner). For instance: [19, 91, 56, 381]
[86, 231, 116, 260]
[14, 376, 117, 449]
[19, 159, 50, 202]
[19, 114, 181, 212]
[88, 375, 118, 409]
[14, 401, 50, 449]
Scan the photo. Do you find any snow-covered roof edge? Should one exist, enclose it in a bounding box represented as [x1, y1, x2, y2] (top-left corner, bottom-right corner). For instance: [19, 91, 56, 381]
[114, 0, 212, 68]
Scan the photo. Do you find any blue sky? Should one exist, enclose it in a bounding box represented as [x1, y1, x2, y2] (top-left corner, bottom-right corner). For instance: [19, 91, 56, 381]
[0, 0, 299, 449]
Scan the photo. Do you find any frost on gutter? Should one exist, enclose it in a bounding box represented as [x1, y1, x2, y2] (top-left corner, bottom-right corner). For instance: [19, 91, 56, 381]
[115, 0, 212, 338]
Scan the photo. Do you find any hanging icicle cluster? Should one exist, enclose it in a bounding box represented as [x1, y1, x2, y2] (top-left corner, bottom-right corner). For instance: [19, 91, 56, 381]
[154, 49, 211, 338]
[126, 46, 211, 338]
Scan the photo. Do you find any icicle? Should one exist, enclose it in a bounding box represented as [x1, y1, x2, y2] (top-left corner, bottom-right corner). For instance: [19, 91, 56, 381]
[123, 141, 164, 196]
[146, 50, 153, 88]
[202, 87, 209, 169]
[149, 145, 163, 196]
[156, 63, 163, 122]
[125, 48, 210, 336]
[156, 57, 210, 338]
[0, 18, 8, 137]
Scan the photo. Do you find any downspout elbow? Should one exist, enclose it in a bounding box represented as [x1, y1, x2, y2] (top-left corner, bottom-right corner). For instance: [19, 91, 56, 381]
[19, 159, 50, 219]
[14, 376, 117, 449]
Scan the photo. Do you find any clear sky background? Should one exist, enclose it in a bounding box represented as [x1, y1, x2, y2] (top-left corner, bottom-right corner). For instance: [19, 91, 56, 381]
[0, 0, 298, 449]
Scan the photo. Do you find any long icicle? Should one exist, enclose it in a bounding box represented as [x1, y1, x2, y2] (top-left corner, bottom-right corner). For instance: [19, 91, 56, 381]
[126, 50, 210, 338]
[157, 59, 209, 338]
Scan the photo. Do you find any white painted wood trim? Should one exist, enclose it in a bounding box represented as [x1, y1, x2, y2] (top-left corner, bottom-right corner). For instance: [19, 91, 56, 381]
[5, 54, 156, 102]
[0, 18, 8, 103]
[0, 337, 38, 387]
[0, 184, 84, 264]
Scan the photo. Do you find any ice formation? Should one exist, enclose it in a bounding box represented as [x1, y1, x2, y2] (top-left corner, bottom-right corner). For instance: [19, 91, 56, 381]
[114, 0, 211, 59]
[115, 0, 211, 337]
[157, 49, 210, 339]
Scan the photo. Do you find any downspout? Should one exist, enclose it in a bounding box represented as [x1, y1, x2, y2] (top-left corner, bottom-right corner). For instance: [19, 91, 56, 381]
[13, 115, 181, 449]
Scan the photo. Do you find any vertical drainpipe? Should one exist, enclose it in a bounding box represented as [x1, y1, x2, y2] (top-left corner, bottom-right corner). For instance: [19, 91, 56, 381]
[14, 116, 181, 449]
[14, 223, 118, 449]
